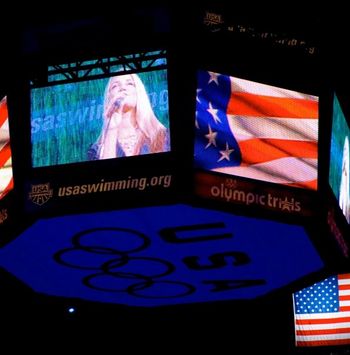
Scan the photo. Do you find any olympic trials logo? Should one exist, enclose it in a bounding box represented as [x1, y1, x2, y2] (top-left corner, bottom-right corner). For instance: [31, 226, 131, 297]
[203, 11, 224, 32]
[203, 11, 224, 26]
[0, 208, 8, 224]
[28, 183, 53, 206]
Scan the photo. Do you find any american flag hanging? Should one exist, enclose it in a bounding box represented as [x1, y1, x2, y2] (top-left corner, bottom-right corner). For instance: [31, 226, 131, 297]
[194, 70, 319, 190]
[0, 96, 13, 200]
[293, 273, 350, 346]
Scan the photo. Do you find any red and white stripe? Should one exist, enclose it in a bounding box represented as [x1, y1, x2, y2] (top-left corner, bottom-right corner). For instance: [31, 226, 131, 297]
[294, 274, 350, 346]
[0, 96, 13, 200]
[213, 75, 319, 190]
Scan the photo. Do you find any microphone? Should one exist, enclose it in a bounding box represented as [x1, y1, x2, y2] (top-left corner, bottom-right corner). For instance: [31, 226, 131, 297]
[114, 98, 124, 109]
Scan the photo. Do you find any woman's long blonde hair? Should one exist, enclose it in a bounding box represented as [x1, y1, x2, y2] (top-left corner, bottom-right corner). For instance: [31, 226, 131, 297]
[100, 73, 167, 155]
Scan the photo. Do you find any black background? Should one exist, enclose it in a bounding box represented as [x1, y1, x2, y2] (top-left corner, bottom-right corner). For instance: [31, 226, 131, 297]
[0, 3, 349, 353]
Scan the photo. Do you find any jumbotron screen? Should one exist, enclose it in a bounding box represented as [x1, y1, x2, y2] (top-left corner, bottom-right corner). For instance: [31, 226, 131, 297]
[329, 94, 350, 224]
[194, 70, 319, 190]
[31, 69, 170, 167]
[0, 96, 13, 199]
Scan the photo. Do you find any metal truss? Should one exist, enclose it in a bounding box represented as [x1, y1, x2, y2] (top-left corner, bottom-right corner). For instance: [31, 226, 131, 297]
[30, 50, 167, 87]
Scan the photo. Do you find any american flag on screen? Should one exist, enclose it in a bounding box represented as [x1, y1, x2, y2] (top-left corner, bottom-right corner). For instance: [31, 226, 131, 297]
[0, 96, 13, 200]
[194, 70, 319, 190]
[293, 274, 350, 347]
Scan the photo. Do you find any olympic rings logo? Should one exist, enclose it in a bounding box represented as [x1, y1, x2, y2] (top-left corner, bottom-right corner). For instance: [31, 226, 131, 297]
[54, 227, 195, 299]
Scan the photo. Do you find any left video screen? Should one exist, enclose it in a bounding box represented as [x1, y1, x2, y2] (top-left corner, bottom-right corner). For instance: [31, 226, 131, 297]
[0, 96, 13, 199]
[31, 66, 170, 168]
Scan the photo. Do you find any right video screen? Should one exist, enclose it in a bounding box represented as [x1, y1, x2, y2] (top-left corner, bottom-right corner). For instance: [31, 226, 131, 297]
[329, 94, 350, 224]
[194, 70, 319, 190]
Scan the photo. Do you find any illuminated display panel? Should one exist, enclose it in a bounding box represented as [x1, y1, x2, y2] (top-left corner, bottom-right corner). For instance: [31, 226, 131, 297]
[0, 96, 13, 199]
[329, 94, 350, 224]
[31, 62, 170, 167]
[293, 273, 350, 347]
[194, 70, 319, 190]
[0, 203, 323, 307]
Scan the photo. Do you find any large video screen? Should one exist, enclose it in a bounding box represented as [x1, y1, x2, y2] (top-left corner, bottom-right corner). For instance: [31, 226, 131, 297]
[0, 96, 13, 200]
[293, 273, 350, 347]
[31, 69, 170, 167]
[329, 94, 350, 224]
[194, 70, 319, 190]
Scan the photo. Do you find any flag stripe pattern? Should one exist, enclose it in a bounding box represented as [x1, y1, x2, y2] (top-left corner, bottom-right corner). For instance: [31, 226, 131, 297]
[194, 70, 319, 190]
[227, 115, 318, 141]
[293, 273, 350, 346]
[239, 139, 318, 164]
[0, 96, 13, 200]
[227, 92, 318, 118]
[0, 100, 8, 126]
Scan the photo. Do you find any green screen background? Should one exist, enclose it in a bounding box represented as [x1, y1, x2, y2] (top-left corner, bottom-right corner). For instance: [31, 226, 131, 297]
[31, 70, 169, 167]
